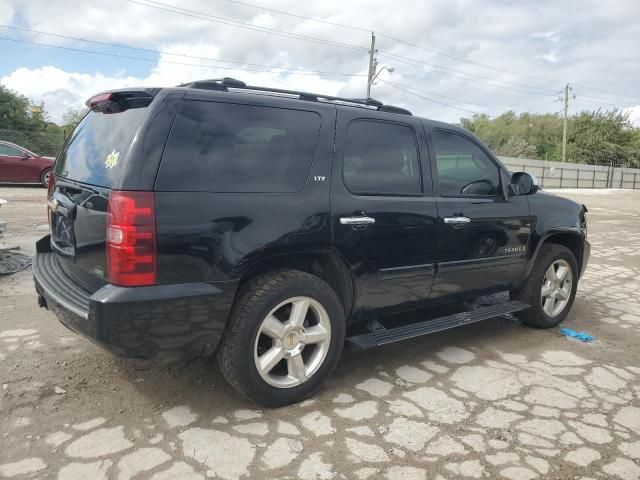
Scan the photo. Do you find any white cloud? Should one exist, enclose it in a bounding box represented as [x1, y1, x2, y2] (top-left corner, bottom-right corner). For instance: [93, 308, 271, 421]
[1, 0, 640, 124]
[1, 44, 348, 122]
[0, 0, 14, 24]
[2, 66, 143, 122]
[539, 51, 561, 63]
[625, 106, 640, 127]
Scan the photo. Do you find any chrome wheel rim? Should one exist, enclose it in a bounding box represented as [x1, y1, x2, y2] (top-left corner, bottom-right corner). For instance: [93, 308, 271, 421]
[541, 259, 573, 317]
[43, 171, 51, 185]
[253, 296, 331, 388]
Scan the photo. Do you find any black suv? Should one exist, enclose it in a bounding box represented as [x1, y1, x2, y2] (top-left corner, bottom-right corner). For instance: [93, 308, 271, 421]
[34, 78, 589, 406]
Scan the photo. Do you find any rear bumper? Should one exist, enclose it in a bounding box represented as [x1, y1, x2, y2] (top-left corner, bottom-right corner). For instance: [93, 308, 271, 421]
[33, 236, 236, 360]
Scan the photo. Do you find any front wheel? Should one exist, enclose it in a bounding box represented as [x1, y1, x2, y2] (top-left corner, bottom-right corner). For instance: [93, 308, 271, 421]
[216, 270, 345, 407]
[512, 244, 578, 328]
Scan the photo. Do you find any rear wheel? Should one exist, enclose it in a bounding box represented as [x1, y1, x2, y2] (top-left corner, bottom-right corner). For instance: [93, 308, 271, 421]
[216, 270, 345, 407]
[40, 168, 52, 188]
[512, 244, 578, 328]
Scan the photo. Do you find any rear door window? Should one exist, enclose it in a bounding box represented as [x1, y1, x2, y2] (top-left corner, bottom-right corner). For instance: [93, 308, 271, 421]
[342, 120, 421, 196]
[157, 101, 321, 192]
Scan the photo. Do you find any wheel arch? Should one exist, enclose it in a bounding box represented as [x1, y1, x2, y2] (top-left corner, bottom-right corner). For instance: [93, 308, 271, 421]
[524, 229, 585, 282]
[235, 251, 355, 320]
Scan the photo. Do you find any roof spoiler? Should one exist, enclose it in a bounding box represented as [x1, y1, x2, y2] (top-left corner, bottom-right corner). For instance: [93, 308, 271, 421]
[85, 90, 157, 113]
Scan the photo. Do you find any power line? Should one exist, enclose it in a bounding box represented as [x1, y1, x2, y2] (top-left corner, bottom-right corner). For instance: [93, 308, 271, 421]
[1, 22, 569, 101]
[374, 79, 492, 109]
[7, 1, 636, 105]
[380, 55, 561, 98]
[0, 36, 365, 77]
[379, 79, 479, 115]
[571, 93, 631, 108]
[220, 0, 560, 85]
[375, 80, 562, 116]
[0, 25, 364, 77]
[379, 80, 561, 117]
[222, 0, 561, 87]
[125, 0, 368, 52]
[125, 0, 572, 96]
[377, 51, 560, 94]
[571, 83, 640, 102]
[223, 0, 370, 33]
[376, 34, 561, 85]
[217, 0, 640, 100]
[499, 97, 561, 112]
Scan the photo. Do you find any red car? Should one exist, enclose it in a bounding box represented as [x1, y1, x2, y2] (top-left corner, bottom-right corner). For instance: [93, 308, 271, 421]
[0, 141, 55, 187]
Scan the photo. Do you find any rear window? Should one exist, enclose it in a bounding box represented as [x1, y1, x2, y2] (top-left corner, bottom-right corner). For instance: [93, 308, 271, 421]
[55, 108, 147, 187]
[156, 100, 321, 192]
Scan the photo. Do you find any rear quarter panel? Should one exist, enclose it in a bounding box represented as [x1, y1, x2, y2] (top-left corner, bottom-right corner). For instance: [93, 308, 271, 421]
[153, 93, 337, 285]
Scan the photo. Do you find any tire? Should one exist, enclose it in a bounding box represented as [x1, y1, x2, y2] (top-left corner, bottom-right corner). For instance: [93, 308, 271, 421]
[40, 168, 52, 188]
[512, 244, 578, 328]
[216, 270, 346, 407]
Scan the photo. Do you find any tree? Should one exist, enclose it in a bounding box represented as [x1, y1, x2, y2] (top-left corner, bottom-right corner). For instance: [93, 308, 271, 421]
[61, 107, 88, 131]
[459, 108, 640, 166]
[569, 109, 639, 167]
[500, 137, 538, 158]
[0, 86, 66, 156]
[0, 85, 31, 131]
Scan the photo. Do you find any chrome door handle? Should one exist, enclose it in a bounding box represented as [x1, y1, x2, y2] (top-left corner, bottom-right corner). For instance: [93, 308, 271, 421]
[444, 216, 471, 224]
[340, 216, 375, 225]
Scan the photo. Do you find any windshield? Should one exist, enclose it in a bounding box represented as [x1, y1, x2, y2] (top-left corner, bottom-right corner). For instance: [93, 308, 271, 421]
[55, 108, 147, 187]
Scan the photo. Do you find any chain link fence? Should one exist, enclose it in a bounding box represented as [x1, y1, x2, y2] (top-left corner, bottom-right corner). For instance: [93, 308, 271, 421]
[499, 156, 640, 190]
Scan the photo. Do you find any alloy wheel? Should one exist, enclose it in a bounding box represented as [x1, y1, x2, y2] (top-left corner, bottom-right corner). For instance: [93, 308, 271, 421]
[253, 296, 331, 388]
[540, 259, 573, 317]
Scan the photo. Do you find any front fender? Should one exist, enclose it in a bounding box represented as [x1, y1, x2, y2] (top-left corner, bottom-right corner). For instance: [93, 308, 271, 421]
[520, 191, 587, 284]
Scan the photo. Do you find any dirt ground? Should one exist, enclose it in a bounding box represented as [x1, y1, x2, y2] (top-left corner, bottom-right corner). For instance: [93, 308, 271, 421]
[0, 185, 639, 480]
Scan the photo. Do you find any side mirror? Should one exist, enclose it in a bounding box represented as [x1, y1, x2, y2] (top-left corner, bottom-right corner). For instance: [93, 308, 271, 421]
[510, 172, 539, 196]
[20, 151, 31, 159]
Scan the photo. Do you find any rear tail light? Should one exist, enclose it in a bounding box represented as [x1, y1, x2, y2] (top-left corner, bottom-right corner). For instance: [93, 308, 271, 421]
[106, 191, 157, 287]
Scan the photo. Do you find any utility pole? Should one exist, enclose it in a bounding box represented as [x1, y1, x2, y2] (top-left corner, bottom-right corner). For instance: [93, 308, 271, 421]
[561, 83, 571, 163]
[366, 32, 376, 98]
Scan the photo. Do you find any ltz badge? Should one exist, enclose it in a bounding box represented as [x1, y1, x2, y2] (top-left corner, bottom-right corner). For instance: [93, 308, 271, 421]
[105, 150, 120, 169]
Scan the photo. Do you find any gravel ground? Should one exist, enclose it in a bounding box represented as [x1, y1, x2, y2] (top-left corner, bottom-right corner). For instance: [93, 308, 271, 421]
[0, 185, 639, 480]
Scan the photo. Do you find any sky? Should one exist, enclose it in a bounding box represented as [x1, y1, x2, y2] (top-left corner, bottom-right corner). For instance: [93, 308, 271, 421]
[1, 0, 639, 125]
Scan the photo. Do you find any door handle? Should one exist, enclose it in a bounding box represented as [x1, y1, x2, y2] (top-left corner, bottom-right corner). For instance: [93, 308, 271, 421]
[444, 216, 471, 224]
[340, 216, 375, 225]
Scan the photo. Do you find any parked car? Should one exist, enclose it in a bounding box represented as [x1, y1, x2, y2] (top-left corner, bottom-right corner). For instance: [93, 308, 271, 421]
[0, 141, 55, 187]
[33, 78, 590, 406]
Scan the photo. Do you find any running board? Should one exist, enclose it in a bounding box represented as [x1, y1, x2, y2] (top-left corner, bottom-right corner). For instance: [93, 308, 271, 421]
[347, 300, 530, 350]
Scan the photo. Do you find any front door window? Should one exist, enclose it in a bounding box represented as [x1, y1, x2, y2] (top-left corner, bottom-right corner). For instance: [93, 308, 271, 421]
[432, 129, 501, 196]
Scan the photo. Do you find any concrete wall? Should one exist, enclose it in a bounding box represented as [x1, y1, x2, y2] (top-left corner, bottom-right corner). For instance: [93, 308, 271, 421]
[498, 156, 640, 189]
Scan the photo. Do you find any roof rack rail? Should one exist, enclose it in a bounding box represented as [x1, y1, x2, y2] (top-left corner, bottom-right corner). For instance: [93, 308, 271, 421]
[179, 78, 412, 116]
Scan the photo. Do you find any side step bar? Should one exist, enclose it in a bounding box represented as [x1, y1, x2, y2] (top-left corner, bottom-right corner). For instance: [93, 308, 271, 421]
[347, 301, 530, 350]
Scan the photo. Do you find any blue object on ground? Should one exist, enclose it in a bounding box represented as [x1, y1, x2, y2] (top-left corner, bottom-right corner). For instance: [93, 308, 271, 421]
[560, 328, 594, 342]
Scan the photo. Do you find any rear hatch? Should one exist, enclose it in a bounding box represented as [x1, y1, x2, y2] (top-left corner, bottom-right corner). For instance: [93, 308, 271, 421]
[49, 89, 163, 290]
